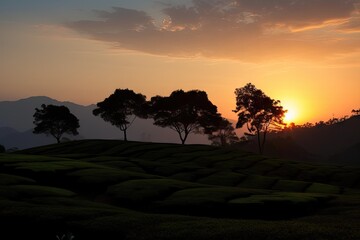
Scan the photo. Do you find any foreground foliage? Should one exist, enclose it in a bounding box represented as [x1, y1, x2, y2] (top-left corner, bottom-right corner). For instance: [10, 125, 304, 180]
[0, 140, 358, 239]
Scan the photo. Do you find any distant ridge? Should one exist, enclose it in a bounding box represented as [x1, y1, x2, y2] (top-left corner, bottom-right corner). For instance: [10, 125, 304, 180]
[0, 96, 209, 149]
[261, 115, 360, 166]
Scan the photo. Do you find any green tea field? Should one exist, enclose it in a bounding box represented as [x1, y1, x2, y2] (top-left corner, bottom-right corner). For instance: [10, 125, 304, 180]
[0, 140, 359, 239]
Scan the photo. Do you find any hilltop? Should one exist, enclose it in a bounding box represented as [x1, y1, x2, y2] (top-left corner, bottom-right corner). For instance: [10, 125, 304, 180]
[0, 140, 359, 239]
[0, 96, 209, 149]
[241, 115, 360, 166]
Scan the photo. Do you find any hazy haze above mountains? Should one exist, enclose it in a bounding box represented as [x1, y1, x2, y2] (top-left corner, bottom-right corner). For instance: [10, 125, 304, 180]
[0, 96, 209, 149]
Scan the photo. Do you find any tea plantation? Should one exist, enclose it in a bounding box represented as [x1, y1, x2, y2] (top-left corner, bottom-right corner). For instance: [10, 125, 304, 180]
[0, 140, 359, 239]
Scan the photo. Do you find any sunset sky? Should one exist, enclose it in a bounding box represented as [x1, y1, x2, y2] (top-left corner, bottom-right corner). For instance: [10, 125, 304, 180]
[1, 0, 359, 124]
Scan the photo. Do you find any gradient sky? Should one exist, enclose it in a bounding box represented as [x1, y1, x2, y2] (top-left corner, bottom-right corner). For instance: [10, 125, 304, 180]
[1, 0, 359, 124]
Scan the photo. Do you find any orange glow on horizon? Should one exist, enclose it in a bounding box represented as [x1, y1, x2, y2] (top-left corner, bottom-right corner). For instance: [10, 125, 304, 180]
[284, 108, 298, 124]
[281, 100, 301, 125]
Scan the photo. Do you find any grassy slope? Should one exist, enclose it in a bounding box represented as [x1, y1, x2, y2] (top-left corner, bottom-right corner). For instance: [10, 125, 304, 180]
[0, 139, 359, 239]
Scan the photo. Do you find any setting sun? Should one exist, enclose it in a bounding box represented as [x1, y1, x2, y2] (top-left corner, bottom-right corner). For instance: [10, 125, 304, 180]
[284, 108, 298, 124]
[281, 100, 300, 124]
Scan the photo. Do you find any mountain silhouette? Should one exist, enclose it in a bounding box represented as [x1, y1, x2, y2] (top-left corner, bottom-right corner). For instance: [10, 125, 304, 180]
[261, 115, 360, 166]
[329, 141, 360, 165]
[0, 96, 209, 149]
[0, 126, 19, 139]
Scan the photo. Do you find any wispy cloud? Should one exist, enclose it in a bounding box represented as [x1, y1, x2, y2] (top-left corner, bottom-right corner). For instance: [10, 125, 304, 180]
[337, 17, 360, 32]
[66, 0, 360, 62]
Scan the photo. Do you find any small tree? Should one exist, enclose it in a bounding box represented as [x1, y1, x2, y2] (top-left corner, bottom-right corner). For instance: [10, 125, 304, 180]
[234, 83, 286, 154]
[208, 118, 239, 146]
[33, 104, 80, 143]
[93, 89, 147, 141]
[149, 89, 221, 144]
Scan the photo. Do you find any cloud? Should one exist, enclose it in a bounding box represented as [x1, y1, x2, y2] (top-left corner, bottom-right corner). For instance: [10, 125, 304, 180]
[67, 7, 155, 33]
[162, 5, 200, 30]
[66, 0, 360, 62]
[234, 0, 356, 29]
[339, 18, 360, 32]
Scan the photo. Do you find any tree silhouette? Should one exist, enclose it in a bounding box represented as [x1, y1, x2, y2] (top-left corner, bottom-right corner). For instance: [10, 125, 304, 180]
[33, 104, 80, 143]
[208, 118, 239, 146]
[93, 89, 147, 141]
[149, 90, 221, 144]
[234, 83, 286, 154]
[352, 109, 360, 116]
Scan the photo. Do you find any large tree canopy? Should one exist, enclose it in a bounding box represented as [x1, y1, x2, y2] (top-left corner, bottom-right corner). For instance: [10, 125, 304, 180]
[33, 104, 80, 143]
[149, 89, 221, 144]
[234, 83, 286, 154]
[93, 89, 147, 141]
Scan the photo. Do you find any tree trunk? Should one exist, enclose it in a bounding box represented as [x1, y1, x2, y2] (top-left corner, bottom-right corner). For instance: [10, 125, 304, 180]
[177, 130, 188, 145]
[123, 129, 128, 141]
[257, 130, 263, 154]
[180, 133, 188, 145]
[182, 131, 189, 145]
[52, 133, 62, 144]
[221, 135, 226, 147]
[261, 130, 267, 155]
[261, 123, 270, 155]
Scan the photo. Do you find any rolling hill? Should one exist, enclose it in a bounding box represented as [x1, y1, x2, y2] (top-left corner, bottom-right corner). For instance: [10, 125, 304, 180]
[241, 115, 360, 166]
[0, 140, 358, 239]
[284, 116, 360, 158]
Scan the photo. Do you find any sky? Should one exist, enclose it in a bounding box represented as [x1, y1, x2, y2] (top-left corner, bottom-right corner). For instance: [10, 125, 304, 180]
[1, 0, 360, 124]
